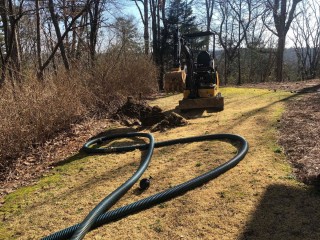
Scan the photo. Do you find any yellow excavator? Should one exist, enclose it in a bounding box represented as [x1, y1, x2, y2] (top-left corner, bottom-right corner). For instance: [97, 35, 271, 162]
[164, 29, 224, 111]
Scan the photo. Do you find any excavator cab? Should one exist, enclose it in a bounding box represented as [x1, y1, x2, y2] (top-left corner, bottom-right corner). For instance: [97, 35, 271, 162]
[195, 50, 216, 88]
[197, 51, 211, 68]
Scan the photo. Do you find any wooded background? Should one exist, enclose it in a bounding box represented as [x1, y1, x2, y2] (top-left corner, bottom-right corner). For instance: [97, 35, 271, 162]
[0, 0, 319, 88]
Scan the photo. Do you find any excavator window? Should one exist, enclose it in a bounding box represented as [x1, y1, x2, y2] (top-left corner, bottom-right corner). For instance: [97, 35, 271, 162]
[197, 51, 211, 69]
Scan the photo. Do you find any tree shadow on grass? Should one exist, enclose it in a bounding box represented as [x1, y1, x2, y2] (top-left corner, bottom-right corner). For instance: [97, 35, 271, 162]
[52, 127, 140, 167]
[162, 83, 320, 120]
[47, 127, 152, 202]
[297, 83, 320, 93]
[239, 184, 320, 240]
[162, 107, 215, 120]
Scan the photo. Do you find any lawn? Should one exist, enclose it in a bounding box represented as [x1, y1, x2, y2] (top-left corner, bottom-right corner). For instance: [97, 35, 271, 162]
[1, 87, 319, 240]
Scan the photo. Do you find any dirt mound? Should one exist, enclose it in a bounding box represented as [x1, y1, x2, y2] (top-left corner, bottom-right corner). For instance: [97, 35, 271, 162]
[113, 97, 187, 131]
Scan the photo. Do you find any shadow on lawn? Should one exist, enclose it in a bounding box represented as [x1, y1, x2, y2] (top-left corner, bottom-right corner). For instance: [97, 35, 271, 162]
[220, 83, 320, 132]
[49, 126, 150, 197]
[163, 83, 320, 120]
[52, 127, 140, 167]
[239, 184, 320, 240]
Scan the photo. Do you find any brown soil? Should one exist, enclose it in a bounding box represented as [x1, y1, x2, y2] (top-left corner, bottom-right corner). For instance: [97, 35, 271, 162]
[112, 96, 187, 132]
[279, 92, 320, 185]
[239, 78, 320, 93]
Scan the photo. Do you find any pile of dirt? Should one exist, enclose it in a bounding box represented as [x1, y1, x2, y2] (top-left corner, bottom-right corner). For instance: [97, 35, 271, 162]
[112, 97, 187, 132]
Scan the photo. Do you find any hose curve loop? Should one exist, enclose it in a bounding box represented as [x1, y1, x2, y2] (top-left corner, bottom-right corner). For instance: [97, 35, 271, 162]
[43, 133, 249, 240]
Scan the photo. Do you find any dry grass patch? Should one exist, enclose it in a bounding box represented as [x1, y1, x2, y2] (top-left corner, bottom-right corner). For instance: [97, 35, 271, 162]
[1, 88, 320, 240]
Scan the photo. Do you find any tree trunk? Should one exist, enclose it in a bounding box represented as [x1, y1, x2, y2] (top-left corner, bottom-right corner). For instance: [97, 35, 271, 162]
[143, 0, 149, 55]
[158, 0, 167, 91]
[35, 0, 43, 80]
[9, 26, 21, 79]
[275, 0, 286, 82]
[237, 0, 241, 85]
[47, 21, 58, 75]
[89, 0, 100, 62]
[205, 0, 214, 49]
[149, 0, 162, 89]
[70, 0, 77, 59]
[40, 2, 89, 74]
[270, 0, 302, 82]
[276, 34, 285, 81]
[0, 0, 8, 85]
[48, 0, 70, 71]
[75, 15, 86, 59]
[134, 0, 149, 55]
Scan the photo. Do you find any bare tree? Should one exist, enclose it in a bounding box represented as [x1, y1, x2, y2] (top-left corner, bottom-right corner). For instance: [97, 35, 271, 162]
[48, 0, 70, 71]
[201, 0, 215, 49]
[149, 0, 166, 90]
[243, 6, 276, 83]
[133, 0, 149, 55]
[204, 0, 215, 31]
[35, 0, 42, 79]
[0, 0, 144, 86]
[0, 0, 24, 84]
[88, 0, 105, 61]
[231, 0, 265, 84]
[291, 0, 320, 80]
[214, 0, 260, 84]
[263, 0, 302, 81]
[39, 0, 91, 76]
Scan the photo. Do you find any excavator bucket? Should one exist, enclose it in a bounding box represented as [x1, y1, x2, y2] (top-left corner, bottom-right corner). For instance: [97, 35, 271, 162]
[164, 68, 186, 93]
[178, 95, 224, 111]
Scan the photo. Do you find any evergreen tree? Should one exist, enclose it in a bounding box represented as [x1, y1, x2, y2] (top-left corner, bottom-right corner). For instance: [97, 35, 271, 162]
[165, 0, 205, 66]
[167, 0, 197, 35]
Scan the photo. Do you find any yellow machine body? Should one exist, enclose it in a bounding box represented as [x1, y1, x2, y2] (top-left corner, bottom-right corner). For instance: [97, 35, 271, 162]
[183, 71, 220, 99]
[164, 68, 186, 93]
[179, 71, 224, 111]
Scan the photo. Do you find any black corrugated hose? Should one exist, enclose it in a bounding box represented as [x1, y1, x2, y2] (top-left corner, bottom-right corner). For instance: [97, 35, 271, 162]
[42, 132, 249, 240]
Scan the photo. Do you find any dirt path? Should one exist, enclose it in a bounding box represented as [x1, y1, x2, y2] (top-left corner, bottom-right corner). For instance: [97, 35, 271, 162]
[1, 88, 320, 240]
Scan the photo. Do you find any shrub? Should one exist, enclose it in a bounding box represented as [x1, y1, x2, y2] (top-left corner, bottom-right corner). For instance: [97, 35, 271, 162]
[0, 52, 158, 178]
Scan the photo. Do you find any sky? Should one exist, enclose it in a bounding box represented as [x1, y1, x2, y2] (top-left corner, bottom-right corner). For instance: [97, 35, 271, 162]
[114, 1, 300, 49]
